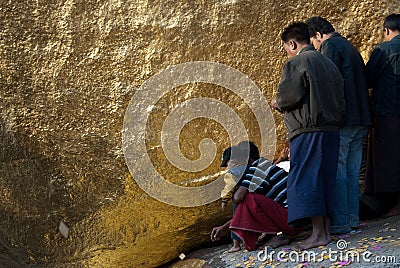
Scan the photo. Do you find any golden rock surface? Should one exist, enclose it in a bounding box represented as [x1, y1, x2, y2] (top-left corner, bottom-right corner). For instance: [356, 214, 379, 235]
[0, 0, 399, 267]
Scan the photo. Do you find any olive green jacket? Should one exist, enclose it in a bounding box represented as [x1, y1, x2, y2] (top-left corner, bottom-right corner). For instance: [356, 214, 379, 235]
[277, 45, 345, 140]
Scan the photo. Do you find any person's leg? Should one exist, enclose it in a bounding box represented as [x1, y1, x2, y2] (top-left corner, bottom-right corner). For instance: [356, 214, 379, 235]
[256, 233, 274, 246]
[290, 132, 335, 250]
[231, 194, 302, 250]
[230, 203, 242, 249]
[366, 117, 400, 217]
[227, 239, 241, 253]
[359, 131, 369, 192]
[371, 117, 400, 193]
[296, 216, 331, 250]
[263, 234, 290, 248]
[330, 127, 351, 234]
[385, 192, 400, 217]
[324, 216, 331, 241]
[322, 131, 339, 239]
[287, 133, 325, 225]
[346, 127, 368, 228]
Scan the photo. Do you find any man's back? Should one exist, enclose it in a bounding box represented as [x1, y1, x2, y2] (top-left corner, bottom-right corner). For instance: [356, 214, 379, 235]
[321, 33, 371, 126]
[366, 34, 400, 116]
[239, 158, 288, 207]
[277, 45, 345, 139]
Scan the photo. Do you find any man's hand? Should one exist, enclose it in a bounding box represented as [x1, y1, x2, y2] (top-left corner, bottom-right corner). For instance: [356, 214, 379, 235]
[279, 147, 290, 160]
[274, 146, 290, 164]
[211, 225, 228, 241]
[270, 98, 278, 110]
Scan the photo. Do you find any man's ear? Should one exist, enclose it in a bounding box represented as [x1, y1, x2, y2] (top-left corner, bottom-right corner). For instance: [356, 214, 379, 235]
[290, 40, 297, 50]
[316, 32, 323, 40]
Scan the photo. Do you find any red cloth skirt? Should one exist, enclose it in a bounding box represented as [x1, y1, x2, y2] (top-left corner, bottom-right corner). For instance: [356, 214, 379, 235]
[230, 193, 302, 250]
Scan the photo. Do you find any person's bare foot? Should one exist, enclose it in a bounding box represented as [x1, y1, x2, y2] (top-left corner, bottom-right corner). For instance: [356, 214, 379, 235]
[263, 235, 290, 248]
[294, 235, 331, 251]
[293, 216, 332, 251]
[227, 245, 241, 253]
[256, 233, 274, 246]
[383, 195, 400, 218]
[383, 212, 400, 218]
[226, 239, 241, 253]
[383, 206, 400, 218]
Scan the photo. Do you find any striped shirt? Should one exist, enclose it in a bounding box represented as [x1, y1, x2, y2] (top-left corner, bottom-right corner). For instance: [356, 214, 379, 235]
[239, 158, 288, 208]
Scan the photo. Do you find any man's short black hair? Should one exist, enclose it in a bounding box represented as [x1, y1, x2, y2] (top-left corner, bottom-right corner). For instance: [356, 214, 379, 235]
[384, 13, 400, 32]
[220, 145, 249, 167]
[281, 22, 310, 44]
[305, 16, 335, 38]
[238, 140, 260, 162]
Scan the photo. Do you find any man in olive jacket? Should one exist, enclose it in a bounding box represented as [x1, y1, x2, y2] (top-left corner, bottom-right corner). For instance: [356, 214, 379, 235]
[271, 22, 345, 250]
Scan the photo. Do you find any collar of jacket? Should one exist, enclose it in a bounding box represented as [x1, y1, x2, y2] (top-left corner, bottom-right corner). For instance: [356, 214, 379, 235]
[329, 32, 342, 39]
[298, 44, 316, 54]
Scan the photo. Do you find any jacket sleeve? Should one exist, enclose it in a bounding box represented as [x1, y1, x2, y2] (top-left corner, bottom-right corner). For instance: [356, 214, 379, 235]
[276, 61, 307, 112]
[221, 173, 237, 203]
[366, 46, 386, 89]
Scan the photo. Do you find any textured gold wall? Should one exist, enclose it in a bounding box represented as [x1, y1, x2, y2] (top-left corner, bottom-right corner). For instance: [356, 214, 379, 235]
[0, 0, 399, 267]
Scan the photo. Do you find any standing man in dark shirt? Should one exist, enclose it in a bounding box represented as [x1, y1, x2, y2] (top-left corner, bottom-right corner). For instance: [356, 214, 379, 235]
[271, 22, 345, 250]
[306, 16, 372, 234]
[365, 14, 400, 217]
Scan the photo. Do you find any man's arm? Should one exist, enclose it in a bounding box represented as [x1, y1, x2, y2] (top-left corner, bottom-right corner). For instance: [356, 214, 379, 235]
[366, 47, 386, 88]
[232, 186, 249, 204]
[221, 173, 236, 203]
[276, 62, 307, 111]
[211, 219, 231, 242]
